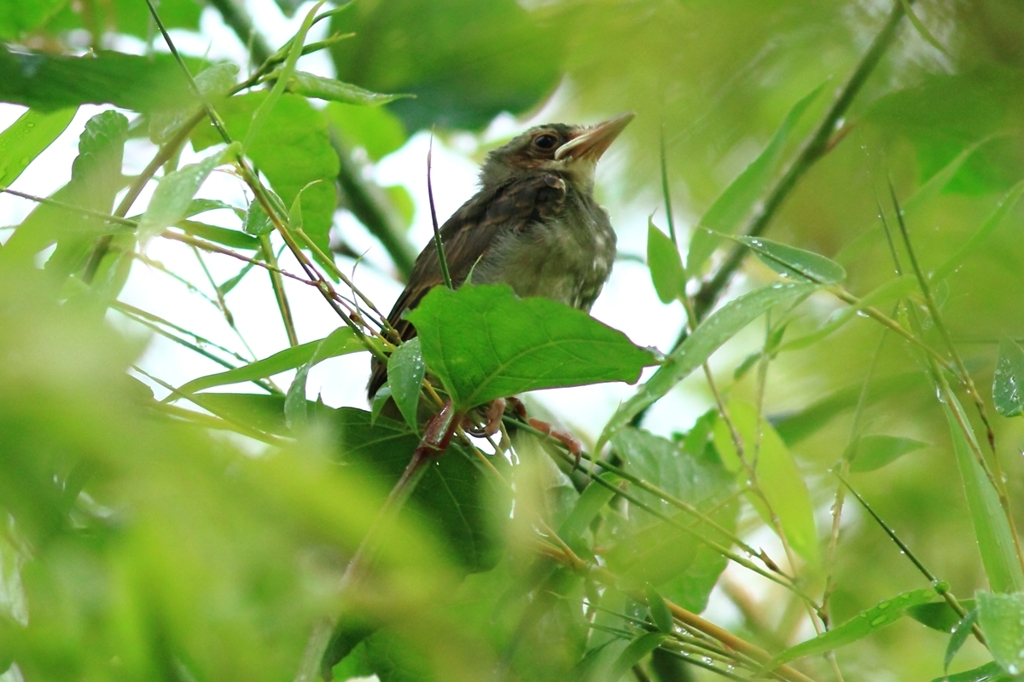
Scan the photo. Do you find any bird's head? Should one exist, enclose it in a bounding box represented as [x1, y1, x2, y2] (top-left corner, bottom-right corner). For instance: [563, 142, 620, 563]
[479, 112, 634, 192]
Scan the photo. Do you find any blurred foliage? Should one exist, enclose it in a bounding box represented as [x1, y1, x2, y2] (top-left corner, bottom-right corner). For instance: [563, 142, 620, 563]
[1, 0, 1024, 681]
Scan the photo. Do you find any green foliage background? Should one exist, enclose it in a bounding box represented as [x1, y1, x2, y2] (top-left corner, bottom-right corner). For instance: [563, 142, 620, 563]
[2, 1, 1024, 681]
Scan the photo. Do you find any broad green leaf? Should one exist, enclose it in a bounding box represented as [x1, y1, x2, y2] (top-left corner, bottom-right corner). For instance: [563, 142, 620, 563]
[606, 632, 666, 682]
[329, 0, 562, 130]
[406, 285, 656, 410]
[994, 337, 1024, 418]
[138, 145, 237, 239]
[332, 408, 508, 573]
[0, 44, 195, 112]
[45, 0, 202, 40]
[647, 220, 686, 303]
[388, 338, 426, 432]
[944, 392, 1024, 593]
[645, 585, 674, 634]
[325, 102, 407, 161]
[192, 92, 340, 250]
[0, 0, 66, 38]
[731, 235, 846, 284]
[176, 327, 364, 395]
[148, 62, 239, 144]
[0, 107, 76, 187]
[769, 588, 937, 667]
[280, 70, 408, 106]
[845, 434, 928, 473]
[713, 402, 819, 563]
[687, 83, 824, 274]
[178, 220, 260, 250]
[907, 599, 976, 632]
[598, 283, 816, 449]
[609, 428, 736, 611]
[978, 592, 1024, 676]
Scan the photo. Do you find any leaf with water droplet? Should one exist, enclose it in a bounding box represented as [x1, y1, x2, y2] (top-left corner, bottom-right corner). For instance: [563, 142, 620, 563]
[978, 591, 1024, 677]
[730, 234, 846, 284]
[768, 588, 936, 668]
[994, 336, 1024, 418]
[388, 337, 426, 432]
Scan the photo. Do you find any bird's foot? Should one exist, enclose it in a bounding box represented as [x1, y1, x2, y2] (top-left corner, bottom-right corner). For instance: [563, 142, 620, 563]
[506, 397, 583, 470]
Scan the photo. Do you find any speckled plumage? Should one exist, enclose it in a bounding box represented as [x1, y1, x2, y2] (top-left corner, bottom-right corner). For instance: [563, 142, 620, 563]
[368, 114, 633, 399]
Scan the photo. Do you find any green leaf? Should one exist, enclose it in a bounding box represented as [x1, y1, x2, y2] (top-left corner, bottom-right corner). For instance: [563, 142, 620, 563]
[609, 428, 736, 611]
[176, 327, 364, 395]
[994, 337, 1024, 418]
[148, 62, 239, 144]
[845, 434, 928, 473]
[978, 592, 1024, 676]
[769, 588, 937, 667]
[598, 283, 816, 449]
[0, 107, 76, 187]
[332, 408, 508, 573]
[178, 220, 260, 250]
[558, 474, 619, 540]
[406, 285, 656, 410]
[731, 235, 846, 284]
[606, 632, 665, 682]
[280, 70, 409, 106]
[138, 145, 237, 239]
[325, 102, 407, 161]
[647, 220, 686, 303]
[192, 92, 340, 250]
[243, 199, 273, 236]
[687, 83, 824, 274]
[944, 392, 1024, 593]
[946, 608, 979, 674]
[0, 0, 67, 39]
[906, 599, 976, 632]
[713, 402, 819, 563]
[930, 661, 1013, 682]
[645, 585, 674, 634]
[0, 44, 195, 112]
[329, 0, 562, 130]
[933, 181, 1024, 285]
[387, 338, 426, 432]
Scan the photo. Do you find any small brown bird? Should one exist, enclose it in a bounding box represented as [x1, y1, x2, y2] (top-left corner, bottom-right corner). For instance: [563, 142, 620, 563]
[368, 113, 634, 400]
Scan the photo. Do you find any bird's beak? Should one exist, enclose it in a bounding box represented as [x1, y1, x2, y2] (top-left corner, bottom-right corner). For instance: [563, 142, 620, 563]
[554, 112, 635, 162]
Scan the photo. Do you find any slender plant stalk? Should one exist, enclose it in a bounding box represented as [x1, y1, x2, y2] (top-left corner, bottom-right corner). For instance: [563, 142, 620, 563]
[691, 0, 912, 322]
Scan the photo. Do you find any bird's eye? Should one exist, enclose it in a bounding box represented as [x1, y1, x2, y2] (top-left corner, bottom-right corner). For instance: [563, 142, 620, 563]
[533, 134, 559, 150]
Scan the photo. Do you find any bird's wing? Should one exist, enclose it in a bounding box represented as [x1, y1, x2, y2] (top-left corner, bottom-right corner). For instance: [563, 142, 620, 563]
[367, 172, 566, 399]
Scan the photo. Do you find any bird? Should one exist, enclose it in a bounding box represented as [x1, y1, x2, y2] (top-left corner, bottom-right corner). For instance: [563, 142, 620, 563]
[367, 112, 634, 402]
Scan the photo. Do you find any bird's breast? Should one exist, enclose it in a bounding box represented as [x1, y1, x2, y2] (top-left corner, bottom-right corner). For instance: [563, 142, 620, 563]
[476, 190, 616, 311]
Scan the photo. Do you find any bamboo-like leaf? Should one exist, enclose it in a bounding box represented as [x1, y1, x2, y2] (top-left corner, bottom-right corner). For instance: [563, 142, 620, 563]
[280, 70, 409, 106]
[943, 391, 1024, 593]
[713, 402, 819, 563]
[647, 219, 686, 303]
[597, 283, 816, 449]
[993, 337, 1024, 418]
[929, 661, 1011, 682]
[845, 434, 928, 473]
[645, 585, 674, 634]
[605, 632, 665, 682]
[731, 234, 846, 284]
[932, 181, 1024, 285]
[0, 107, 77, 187]
[945, 608, 978, 674]
[139, 144, 237, 239]
[176, 327, 364, 395]
[769, 588, 936, 667]
[686, 83, 824, 275]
